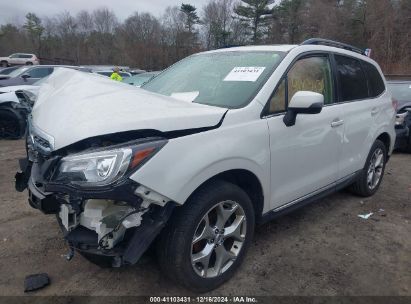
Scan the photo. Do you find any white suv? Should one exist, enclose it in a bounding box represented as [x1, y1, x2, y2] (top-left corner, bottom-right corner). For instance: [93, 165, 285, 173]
[0, 53, 39, 67]
[16, 39, 396, 291]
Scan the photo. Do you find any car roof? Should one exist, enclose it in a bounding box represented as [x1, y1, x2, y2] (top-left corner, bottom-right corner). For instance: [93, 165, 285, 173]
[202, 45, 297, 54]
[385, 75, 411, 82]
[96, 70, 130, 73]
[387, 80, 411, 83]
[198, 44, 377, 64]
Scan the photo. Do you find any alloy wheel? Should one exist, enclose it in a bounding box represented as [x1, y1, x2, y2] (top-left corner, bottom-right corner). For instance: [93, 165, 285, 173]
[367, 148, 384, 190]
[191, 200, 246, 278]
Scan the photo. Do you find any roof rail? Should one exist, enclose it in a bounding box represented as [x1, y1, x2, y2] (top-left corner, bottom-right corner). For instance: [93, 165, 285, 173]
[301, 38, 365, 55]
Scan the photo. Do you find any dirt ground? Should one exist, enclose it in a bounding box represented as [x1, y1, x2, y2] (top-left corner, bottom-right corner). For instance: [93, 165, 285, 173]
[0, 139, 410, 296]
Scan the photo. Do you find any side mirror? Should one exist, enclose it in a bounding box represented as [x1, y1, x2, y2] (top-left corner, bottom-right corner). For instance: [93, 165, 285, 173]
[283, 91, 324, 127]
[21, 74, 31, 80]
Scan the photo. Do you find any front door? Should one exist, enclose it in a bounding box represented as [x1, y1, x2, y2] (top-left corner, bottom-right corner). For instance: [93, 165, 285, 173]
[264, 54, 344, 209]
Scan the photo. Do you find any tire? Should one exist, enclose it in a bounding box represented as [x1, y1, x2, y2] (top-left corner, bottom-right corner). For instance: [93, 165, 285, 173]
[350, 140, 387, 197]
[0, 61, 8, 67]
[156, 180, 255, 292]
[26, 62, 33, 65]
[0, 109, 25, 139]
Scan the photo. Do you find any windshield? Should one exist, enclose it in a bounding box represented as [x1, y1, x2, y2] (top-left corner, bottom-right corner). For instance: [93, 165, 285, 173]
[388, 82, 411, 102]
[143, 51, 284, 108]
[8, 66, 30, 78]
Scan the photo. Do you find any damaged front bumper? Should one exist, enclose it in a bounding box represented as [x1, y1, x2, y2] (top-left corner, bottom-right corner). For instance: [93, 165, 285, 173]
[15, 139, 175, 267]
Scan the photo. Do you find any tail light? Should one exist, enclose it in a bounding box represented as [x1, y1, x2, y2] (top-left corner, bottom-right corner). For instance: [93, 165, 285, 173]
[392, 98, 398, 111]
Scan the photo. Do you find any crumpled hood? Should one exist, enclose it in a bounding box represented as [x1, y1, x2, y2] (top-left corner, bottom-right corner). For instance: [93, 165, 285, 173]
[32, 68, 227, 150]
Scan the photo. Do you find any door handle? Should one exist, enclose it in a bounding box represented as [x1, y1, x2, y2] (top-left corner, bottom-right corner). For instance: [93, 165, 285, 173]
[371, 107, 379, 116]
[331, 119, 344, 128]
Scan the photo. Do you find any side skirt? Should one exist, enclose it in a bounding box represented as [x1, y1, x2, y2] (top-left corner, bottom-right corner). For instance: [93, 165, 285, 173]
[259, 171, 360, 225]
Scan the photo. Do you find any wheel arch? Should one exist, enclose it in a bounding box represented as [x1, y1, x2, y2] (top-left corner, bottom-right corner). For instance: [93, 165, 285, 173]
[184, 169, 265, 224]
[376, 132, 391, 154]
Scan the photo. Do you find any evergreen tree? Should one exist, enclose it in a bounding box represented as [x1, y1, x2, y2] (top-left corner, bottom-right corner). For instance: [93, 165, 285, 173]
[180, 3, 200, 34]
[234, 0, 274, 43]
[23, 13, 44, 55]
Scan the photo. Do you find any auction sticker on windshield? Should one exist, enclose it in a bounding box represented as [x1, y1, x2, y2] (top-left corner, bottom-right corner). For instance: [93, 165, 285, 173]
[224, 67, 266, 82]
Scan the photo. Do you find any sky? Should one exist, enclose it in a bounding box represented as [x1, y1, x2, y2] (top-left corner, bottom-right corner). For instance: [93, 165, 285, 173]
[0, 0, 211, 25]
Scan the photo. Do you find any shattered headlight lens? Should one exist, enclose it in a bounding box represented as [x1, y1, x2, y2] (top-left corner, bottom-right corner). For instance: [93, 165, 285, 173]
[53, 139, 167, 186]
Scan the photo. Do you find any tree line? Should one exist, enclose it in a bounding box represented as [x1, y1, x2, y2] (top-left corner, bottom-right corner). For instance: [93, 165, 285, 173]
[0, 0, 410, 73]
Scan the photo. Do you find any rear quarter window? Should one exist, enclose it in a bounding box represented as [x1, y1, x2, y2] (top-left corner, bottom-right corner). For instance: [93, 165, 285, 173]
[335, 55, 369, 102]
[362, 61, 385, 97]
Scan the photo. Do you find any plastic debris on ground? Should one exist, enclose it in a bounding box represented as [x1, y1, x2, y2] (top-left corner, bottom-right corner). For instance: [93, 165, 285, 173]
[24, 273, 50, 292]
[358, 212, 373, 220]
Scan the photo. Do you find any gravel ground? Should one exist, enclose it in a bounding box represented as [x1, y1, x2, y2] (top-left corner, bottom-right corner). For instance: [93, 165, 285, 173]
[0, 139, 410, 296]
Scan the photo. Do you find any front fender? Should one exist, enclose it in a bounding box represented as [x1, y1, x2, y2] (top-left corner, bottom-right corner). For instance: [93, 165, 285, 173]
[129, 119, 271, 211]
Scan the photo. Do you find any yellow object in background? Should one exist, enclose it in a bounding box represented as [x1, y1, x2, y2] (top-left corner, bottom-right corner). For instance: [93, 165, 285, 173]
[110, 72, 123, 81]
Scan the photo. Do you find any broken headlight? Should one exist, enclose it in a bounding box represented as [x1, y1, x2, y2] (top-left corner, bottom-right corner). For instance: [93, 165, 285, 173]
[52, 139, 167, 187]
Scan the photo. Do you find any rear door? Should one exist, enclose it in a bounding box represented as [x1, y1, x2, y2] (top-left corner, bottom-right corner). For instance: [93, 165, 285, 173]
[333, 54, 376, 179]
[265, 53, 344, 209]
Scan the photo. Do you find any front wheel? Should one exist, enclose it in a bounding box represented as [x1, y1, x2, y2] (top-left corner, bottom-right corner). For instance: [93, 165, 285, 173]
[156, 180, 255, 292]
[350, 140, 387, 197]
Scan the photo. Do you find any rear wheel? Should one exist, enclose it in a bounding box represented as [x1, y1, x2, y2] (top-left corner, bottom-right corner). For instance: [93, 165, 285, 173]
[26, 62, 33, 65]
[156, 180, 255, 292]
[350, 140, 387, 197]
[0, 61, 7, 67]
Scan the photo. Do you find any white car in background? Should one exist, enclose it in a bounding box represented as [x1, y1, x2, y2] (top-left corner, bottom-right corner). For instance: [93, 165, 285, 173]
[16, 39, 395, 291]
[0, 53, 39, 67]
[0, 84, 39, 104]
[0, 77, 46, 138]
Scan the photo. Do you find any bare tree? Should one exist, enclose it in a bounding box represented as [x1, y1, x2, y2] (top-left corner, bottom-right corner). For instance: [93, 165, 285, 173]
[0, 1, 409, 73]
[202, 0, 234, 49]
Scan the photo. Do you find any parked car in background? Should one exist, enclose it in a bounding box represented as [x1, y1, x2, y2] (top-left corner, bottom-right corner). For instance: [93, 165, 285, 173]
[0, 65, 85, 87]
[386, 76, 411, 151]
[0, 53, 39, 67]
[95, 70, 132, 78]
[129, 68, 147, 75]
[122, 71, 160, 87]
[0, 66, 21, 76]
[82, 65, 130, 72]
[15, 39, 395, 291]
[0, 80, 40, 139]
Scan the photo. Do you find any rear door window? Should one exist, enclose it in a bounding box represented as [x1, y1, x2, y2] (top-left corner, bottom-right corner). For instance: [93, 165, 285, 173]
[335, 55, 369, 101]
[19, 54, 33, 59]
[362, 61, 385, 97]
